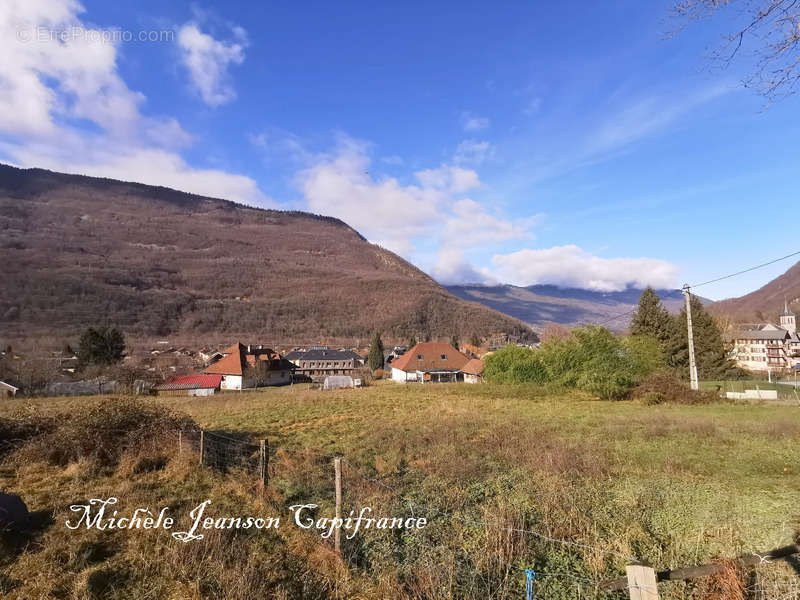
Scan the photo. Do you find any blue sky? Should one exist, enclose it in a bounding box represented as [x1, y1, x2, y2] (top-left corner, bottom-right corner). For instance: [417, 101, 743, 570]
[2, 0, 799, 300]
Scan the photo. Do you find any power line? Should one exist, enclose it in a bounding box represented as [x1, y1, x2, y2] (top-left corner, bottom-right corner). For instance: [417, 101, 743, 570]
[687, 249, 800, 290]
[577, 249, 800, 330]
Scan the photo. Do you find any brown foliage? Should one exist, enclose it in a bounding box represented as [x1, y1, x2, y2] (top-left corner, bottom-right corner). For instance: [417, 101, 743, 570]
[0, 165, 532, 346]
[12, 398, 193, 467]
[632, 372, 719, 405]
[694, 559, 747, 600]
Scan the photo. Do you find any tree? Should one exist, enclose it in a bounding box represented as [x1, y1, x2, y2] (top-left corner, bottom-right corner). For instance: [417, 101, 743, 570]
[540, 323, 570, 343]
[368, 332, 384, 371]
[672, 0, 800, 101]
[408, 336, 417, 349]
[77, 327, 126, 366]
[667, 295, 738, 379]
[630, 287, 674, 347]
[450, 335, 460, 350]
[469, 334, 482, 347]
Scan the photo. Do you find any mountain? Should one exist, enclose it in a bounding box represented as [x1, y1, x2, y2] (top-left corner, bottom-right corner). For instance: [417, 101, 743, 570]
[709, 261, 800, 322]
[446, 284, 694, 332]
[0, 165, 534, 347]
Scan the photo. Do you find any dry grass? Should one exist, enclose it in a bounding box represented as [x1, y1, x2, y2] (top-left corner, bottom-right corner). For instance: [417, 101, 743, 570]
[1, 385, 799, 599]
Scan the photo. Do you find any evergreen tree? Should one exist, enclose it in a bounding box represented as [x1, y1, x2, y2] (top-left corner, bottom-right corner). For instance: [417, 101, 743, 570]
[368, 332, 384, 371]
[450, 335, 460, 350]
[408, 336, 417, 349]
[630, 287, 673, 346]
[77, 327, 126, 366]
[667, 295, 737, 378]
[469, 334, 482, 347]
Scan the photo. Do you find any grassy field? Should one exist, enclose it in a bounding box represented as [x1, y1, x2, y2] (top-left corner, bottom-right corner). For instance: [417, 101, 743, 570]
[1, 383, 799, 599]
[700, 379, 800, 402]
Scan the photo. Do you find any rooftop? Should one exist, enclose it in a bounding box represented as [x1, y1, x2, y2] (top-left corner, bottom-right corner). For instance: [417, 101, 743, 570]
[155, 374, 222, 391]
[391, 342, 471, 373]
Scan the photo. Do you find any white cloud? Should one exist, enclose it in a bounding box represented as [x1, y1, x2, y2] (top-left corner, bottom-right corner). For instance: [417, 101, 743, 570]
[177, 22, 247, 107]
[415, 164, 480, 194]
[454, 139, 495, 165]
[299, 138, 445, 255]
[490, 245, 678, 291]
[5, 141, 266, 204]
[381, 154, 404, 165]
[0, 0, 269, 206]
[462, 112, 489, 131]
[298, 137, 533, 263]
[465, 117, 489, 130]
[585, 84, 731, 155]
[430, 248, 495, 285]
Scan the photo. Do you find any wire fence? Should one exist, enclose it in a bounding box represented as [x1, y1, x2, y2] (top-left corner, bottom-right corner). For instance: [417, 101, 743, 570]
[174, 426, 800, 599]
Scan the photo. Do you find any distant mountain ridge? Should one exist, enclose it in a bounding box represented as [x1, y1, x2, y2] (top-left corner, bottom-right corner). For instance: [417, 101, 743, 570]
[0, 164, 534, 346]
[709, 261, 800, 322]
[446, 283, 700, 332]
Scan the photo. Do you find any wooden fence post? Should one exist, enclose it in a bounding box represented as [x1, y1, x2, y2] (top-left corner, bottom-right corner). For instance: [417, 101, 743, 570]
[199, 430, 205, 467]
[626, 565, 659, 600]
[334, 456, 342, 557]
[259, 439, 269, 491]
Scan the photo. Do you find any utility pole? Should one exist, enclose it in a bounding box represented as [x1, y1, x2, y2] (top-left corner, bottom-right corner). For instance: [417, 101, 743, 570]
[682, 284, 699, 391]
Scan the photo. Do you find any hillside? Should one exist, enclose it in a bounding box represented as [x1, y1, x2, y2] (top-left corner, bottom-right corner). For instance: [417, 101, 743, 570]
[446, 284, 696, 332]
[0, 165, 533, 346]
[709, 261, 800, 322]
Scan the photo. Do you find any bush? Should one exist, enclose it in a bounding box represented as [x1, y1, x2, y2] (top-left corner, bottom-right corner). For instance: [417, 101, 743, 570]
[484, 327, 665, 400]
[632, 372, 719, 405]
[0, 412, 57, 459]
[14, 398, 193, 467]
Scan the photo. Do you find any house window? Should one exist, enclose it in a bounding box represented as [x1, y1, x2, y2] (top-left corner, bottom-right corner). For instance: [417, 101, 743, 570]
[441, 354, 447, 360]
[417, 354, 423, 360]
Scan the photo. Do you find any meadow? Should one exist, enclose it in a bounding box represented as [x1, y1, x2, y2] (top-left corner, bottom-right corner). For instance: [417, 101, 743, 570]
[1, 383, 799, 599]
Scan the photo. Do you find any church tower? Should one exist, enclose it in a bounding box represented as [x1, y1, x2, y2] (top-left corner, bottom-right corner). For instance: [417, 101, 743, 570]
[780, 298, 796, 334]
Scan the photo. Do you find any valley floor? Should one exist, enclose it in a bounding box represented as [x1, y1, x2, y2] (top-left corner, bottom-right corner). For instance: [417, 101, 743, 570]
[1, 383, 799, 599]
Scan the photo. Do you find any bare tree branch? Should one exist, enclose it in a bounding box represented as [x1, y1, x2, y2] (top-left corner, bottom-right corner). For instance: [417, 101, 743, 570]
[671, 0, 800, 100]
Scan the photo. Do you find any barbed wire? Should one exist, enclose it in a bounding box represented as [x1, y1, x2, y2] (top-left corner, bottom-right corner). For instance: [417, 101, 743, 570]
[179, 430, 799, 598]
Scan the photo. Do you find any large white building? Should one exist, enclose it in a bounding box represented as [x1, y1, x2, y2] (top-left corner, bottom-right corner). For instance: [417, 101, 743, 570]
[730, 302, 800, 372]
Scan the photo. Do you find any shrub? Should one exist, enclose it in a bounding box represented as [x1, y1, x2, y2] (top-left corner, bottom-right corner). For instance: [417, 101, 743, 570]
[0, 412, 57, 459]
[14, 398, 193, 467]
[485, 327, 665, 400]
[632, 372, 719, 405]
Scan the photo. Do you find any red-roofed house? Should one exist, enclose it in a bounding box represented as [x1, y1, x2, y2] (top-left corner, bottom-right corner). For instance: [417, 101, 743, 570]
[461, 358, 485, 384]
[390, 342, 472, 383]
[203, 342, 294, 390]
[155, 374, 222, 397]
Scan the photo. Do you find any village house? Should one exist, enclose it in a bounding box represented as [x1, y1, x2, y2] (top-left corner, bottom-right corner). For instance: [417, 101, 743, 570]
[390, 342, 484, 384]
[155, 374, 222, 397]
[461, 358, 486, 384]
[284, 346, 361, 382]
[0, 380, 19, 397]
[203, 343, 294, 390]
[730, 301, 800, 372]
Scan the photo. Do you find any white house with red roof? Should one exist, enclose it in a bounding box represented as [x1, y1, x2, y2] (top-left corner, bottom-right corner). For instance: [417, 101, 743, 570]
[203, 342, 294, 390]
[390, 342, 483, 384]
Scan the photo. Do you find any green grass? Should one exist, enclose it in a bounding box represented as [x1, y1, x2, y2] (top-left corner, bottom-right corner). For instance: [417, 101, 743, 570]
[700, 378, 800, 402]
[2, 383, 799, 599]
